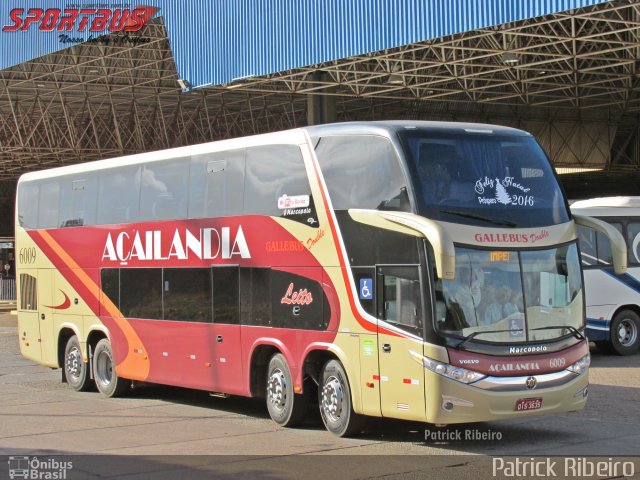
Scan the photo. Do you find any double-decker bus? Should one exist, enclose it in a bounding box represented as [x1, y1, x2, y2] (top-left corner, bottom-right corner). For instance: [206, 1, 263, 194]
[15, 121, 626, 436]
[571, 197, 640, 355]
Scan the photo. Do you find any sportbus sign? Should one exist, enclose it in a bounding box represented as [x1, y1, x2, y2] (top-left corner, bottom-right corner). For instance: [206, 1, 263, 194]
[2, 4, 159, 44]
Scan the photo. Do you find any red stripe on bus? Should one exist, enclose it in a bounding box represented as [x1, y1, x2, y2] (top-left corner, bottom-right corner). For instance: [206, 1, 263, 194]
[304, 141, 402, 338]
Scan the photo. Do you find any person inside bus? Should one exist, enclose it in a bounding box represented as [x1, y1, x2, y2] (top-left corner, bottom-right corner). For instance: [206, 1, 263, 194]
[417, 142, 472, 205]
[417, 143, 452, 205]
[482, 285, 519, 325]
[442, 264, 484, 329]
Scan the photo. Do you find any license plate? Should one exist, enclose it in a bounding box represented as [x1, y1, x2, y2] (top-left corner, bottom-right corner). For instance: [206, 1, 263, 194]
[515, 397, 542, 411]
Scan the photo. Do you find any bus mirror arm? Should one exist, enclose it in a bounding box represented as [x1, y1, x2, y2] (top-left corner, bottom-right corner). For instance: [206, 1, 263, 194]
[348, 210, 456, 280]
[573, 214, 627, 275]
[382, 214, 456, 280]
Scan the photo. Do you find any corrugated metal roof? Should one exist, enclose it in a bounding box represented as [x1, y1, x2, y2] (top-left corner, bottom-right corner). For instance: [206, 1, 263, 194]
[1, 0, 608, 88]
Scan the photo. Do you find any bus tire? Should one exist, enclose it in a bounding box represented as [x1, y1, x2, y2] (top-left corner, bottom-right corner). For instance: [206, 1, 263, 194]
[93, 338, 130, 397]
[64, 335, 93, 391]
[265, 353, 308, 427]
[319, 359, 365, 437]
[610, 310, 640, 356]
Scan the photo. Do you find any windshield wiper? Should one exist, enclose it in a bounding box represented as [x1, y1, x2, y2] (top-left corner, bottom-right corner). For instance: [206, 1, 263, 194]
[456, 328, 524, 350]
[531, 325, 584, 340]
[439, 209, 517, 227]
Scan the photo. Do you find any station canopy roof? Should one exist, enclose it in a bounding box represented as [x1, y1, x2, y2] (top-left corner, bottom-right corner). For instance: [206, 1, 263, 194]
[1, 0, 639, 180]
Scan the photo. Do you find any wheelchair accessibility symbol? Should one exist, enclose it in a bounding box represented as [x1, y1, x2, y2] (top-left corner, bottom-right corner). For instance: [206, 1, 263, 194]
[359, 278, 373, 300]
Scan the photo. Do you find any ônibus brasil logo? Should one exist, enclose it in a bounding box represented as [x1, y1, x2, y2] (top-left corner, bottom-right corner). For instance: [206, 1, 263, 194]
[2, 6, 159, 33]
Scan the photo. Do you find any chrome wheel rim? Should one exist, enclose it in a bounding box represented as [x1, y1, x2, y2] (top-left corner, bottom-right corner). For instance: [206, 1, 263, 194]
[617, 318, 638, 347]
[321, 375, 344, 422]
[95, 350, 113, 387]
[65, 346, 83, 381]
[267, 368, 287, 412]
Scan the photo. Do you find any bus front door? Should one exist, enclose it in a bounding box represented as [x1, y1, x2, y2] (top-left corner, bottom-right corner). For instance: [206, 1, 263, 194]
[376, 266, 427, 422]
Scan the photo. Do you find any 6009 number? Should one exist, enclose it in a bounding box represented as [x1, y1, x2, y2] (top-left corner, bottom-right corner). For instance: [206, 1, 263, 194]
[19, 247, 36, 264]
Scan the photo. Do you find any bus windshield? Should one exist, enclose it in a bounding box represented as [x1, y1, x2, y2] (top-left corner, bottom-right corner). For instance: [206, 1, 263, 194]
[435, 244, 583, 344]
[398, 129, 570, 228]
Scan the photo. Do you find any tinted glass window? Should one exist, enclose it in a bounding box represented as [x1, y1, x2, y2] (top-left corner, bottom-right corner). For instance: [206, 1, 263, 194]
[97, 166, 141, 225]
[576, 222, 622, 266]
[577, 225, 597, 266]
[189, 150, 245, 218]
[17, 182, 39, 229]
[120, 268, 162, 319]
[378, 266, 422, 337]
[335, 211, 420, 266]
[101, 269, 119, 311]
[19, 273, 37, 311]
[37, 180, 60, 229]
[240, 268, 272, 326]
[212, 266, 240, 324]
[244, 145, 310, 216]
[399, 130, 570, 228]
[163, 268, 211, 322]
[139, 158, 189, 221]
[59, 175, 98, 227]
[314, 135, 408, 210]
[627, 222, 640, 265]
[436, 245, 582, 343]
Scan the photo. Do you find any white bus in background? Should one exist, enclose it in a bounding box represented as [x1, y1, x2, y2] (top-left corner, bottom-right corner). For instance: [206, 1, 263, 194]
[571, 197, 640, 355]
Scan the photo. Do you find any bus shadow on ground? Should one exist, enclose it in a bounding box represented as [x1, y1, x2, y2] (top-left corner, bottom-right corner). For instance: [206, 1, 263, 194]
[122, 381, 328, 430]
[116, 378, 639, 456]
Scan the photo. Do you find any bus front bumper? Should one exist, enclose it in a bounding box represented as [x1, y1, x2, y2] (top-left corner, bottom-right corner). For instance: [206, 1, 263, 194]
[425, 369, 589, 425]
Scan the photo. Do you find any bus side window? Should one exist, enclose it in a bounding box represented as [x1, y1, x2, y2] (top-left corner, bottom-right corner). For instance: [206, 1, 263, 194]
[212, 266, 240, 324]
[627, 222, 640, 265]
[58, 175, 98, 227]
[163, 268, 212, 322]
[97, 166, 142, 225]
[139, 158, 189, 222]
[244, 145, 310, 217]
[577, 225, 597, 266]
[100, 268, 120, 313]
[240, 268, 272, 326]
[377, 266, 422, 337]
[37, 180, 61, 229]
[595, 221, 621, 265]
[119, 268, 162, 319]
[189, 149, 245, 219]
[314, 135, 408, 211]
[17, 182, 39, 229]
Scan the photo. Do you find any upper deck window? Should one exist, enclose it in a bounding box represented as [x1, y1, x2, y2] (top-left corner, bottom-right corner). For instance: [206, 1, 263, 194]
[314, 135, 409, 211]
[398, 129, 570, 228]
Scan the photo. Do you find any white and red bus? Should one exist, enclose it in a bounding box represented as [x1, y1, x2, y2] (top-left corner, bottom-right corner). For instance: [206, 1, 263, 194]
[15, 121, 626, 436]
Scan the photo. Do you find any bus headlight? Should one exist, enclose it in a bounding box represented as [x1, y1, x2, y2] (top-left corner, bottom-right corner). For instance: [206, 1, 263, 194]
[566, 354, 590, 375]
[410, 351, 486, 384]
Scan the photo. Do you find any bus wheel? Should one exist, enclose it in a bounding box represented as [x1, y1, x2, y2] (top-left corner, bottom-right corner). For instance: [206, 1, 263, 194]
[319, 359, 364, 437]
[93, 338, 130, 397]
[64, 335, 93, 391]
[610, 310, 640, 356]
[265, 353, 307, 427]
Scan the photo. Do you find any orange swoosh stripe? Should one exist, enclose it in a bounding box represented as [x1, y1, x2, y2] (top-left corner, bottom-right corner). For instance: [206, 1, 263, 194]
[38, 230, 150, 380]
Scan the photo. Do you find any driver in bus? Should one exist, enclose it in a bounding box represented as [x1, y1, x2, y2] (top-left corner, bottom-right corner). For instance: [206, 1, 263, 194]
[482, 285, 519, 325]
[443, 264, 484, 328]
